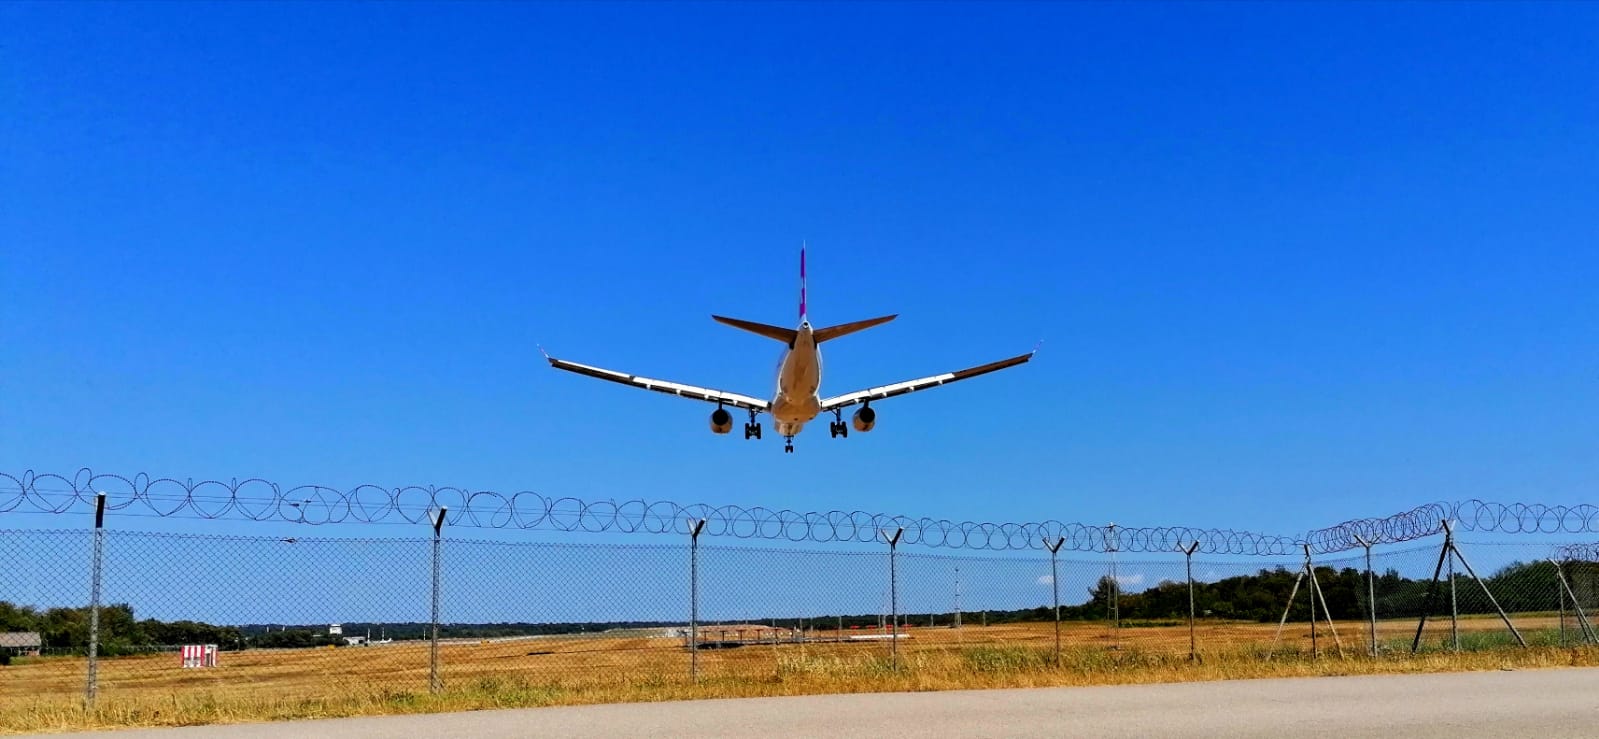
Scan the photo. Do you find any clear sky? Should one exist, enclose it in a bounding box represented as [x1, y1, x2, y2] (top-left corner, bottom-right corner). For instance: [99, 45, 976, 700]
[4, 2, 1597, 543]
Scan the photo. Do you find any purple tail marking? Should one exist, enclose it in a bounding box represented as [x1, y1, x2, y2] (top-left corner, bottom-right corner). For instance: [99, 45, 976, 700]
[799, 243, 807, 322]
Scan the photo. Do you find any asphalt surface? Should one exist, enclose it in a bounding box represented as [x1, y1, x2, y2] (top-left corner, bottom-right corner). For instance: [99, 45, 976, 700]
[41, 668, 1599, 738]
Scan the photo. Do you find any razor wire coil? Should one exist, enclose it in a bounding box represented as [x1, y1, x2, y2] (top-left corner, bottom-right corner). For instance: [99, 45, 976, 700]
[3, 469, 1595, 556]
[1552, 542, 1599, 562]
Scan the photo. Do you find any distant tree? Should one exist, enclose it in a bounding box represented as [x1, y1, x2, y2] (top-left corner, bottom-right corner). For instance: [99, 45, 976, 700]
[1086, 575, 1118, 614]
[0, 602, 40, 632]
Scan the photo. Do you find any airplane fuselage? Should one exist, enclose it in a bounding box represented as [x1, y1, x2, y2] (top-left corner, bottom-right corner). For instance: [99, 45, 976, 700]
[770, 321, 822, 437]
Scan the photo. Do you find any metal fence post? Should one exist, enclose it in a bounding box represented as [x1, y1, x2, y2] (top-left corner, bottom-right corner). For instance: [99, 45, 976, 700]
[688, 518, 706, 682]
[1410, 524, 1453, 654]
[1304, 544, 1318, 657]
[1448, 546, 1459, 651]
[1548, 558, 1594, 644]
[429, 506, 447, 694]
[881, 527, 903, 665]
[1045, 537, 1065, 666]
[1105, 523, 1120, 634]
[85, 492, 106, 708]
[1267, 565, 1305, 659]
[1555, 558, 1568, 647]
[1354, 535, 1377, 657]
[1440, 521, 1526, 648]
[1181, 541, 1200, 661]
[1300, 543, 1345, 658]
[953, 566, 962, 630]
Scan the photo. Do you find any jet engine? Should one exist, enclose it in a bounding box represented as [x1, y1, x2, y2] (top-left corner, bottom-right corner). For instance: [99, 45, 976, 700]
[710, 407, 734, 434]
[851, 406, 876, 433]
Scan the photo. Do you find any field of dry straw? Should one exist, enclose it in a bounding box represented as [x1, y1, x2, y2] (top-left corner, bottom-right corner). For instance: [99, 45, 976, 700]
[4, 616, 1596, 734]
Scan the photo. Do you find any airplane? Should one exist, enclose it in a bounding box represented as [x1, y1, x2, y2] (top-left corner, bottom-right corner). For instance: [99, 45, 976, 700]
[543, 246, 1036, 453]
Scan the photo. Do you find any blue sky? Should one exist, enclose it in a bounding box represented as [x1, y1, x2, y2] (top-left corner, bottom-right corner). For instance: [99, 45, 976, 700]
[3, 2, 1597, 544]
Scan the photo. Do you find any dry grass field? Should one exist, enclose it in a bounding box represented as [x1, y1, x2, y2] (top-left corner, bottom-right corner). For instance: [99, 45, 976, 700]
[4, 616, 1595, 734]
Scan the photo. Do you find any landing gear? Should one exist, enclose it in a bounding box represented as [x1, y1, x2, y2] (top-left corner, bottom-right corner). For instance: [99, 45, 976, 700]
[744, 410, 762, 440]
[784, 436, 795, 453]
[829, 409, 848, 438]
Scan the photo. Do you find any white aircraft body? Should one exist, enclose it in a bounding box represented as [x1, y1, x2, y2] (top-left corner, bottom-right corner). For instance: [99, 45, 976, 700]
[544, 247, 1035, 452]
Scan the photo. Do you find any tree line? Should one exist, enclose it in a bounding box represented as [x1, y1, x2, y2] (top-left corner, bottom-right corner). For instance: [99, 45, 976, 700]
[934, 558, 1599, 626]
[0, 602, 684, 655]
[0, 602, 255, 656]
[802, 558, 1599, 628]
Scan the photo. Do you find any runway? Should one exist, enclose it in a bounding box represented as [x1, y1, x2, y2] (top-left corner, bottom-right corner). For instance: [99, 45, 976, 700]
[43, 667, 1599, 738]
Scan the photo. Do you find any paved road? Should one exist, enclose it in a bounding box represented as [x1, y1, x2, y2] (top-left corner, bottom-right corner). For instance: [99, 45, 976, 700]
[44, 668, 1599, 738]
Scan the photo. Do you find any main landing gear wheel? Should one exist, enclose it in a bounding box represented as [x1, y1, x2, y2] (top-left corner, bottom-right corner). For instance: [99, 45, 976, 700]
[744, 410, 762, 440]
[829, 421, 848, 438]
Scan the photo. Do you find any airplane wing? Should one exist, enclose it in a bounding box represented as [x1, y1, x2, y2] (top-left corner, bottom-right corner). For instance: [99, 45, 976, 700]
[544, 352, 770, 412]
[818, 349, 1036, 412]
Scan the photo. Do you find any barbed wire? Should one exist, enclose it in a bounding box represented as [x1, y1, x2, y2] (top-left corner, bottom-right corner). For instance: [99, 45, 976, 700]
[0, 469, 1303, 555]
[2, 469, 1594, 556]
[1552, 542, 1599, 562]
[1307, 500, 1599, 553]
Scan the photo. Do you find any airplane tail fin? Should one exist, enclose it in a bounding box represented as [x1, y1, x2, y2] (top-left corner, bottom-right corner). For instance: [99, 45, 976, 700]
[717, 243, 893, 344]
[799, 241, 808, 323]
[712, 315, 798, 344]
[813, 314, 897, 343]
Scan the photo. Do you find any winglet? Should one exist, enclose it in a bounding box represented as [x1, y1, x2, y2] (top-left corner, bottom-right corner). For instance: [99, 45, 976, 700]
[1031, 340, 1044, 356]
[538, 345, 554, 364]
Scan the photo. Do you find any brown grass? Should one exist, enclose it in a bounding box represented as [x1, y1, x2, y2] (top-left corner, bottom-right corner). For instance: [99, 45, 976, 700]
[4, 618, 1593, 734]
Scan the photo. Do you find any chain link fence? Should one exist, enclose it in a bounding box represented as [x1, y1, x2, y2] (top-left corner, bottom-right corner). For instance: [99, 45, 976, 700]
[4, 523, 1597, 712]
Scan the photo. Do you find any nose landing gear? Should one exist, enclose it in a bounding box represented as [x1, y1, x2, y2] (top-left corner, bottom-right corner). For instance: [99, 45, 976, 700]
[784, 436, 795, 453]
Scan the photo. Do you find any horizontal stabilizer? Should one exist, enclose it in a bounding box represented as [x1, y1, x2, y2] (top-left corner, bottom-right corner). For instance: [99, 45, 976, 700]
[814, 314, 897, 343]
[712, 315, 798, 344]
